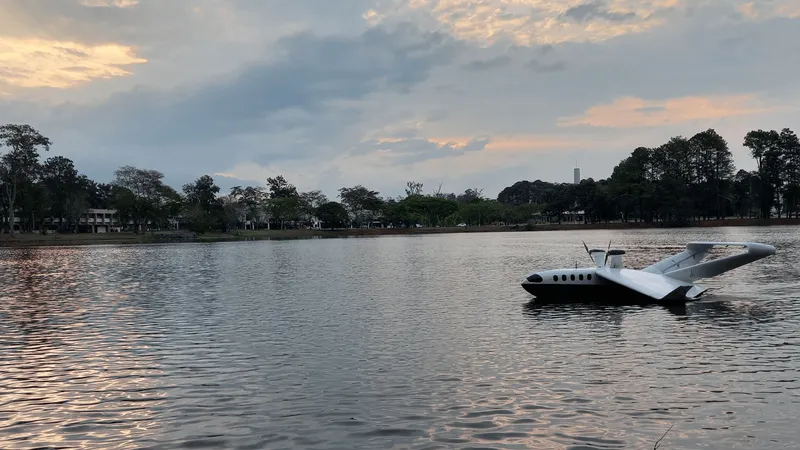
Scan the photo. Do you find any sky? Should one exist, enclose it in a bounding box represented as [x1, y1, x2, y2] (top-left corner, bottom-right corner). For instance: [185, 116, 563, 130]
[1, 0, 799, 200]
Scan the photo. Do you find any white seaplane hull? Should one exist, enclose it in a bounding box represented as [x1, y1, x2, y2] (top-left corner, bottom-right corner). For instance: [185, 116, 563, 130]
[521, 241, 775, 302]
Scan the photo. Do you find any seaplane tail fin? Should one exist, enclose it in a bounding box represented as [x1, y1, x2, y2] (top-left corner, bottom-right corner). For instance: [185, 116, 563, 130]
[660, 241, 775, 283]
[595, 268, 693, 301]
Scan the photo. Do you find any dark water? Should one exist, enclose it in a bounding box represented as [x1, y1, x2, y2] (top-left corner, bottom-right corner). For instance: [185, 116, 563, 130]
[1, 226, 799, 449]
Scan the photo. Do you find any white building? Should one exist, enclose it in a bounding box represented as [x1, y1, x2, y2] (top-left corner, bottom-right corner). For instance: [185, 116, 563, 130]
[78, 209, 122, 233]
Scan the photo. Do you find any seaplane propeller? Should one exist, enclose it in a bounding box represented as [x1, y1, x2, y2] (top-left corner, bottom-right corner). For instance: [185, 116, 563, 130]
[583, 240, 612, 266]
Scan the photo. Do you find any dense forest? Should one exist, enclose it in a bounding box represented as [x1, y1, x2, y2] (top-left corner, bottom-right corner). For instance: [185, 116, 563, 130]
[1, 123, 798, 234]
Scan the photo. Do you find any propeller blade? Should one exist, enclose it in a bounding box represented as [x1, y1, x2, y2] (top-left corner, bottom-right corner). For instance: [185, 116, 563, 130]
[604, 240, 611, 266]
[582, 241, 593, 264]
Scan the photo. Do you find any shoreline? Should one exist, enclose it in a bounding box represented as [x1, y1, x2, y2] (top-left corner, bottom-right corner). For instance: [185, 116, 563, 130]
[1, 218, 798, 248]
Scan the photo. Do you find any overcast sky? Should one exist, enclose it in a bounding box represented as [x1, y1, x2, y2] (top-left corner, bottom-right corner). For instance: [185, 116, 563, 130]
[1, 0, 798, 199]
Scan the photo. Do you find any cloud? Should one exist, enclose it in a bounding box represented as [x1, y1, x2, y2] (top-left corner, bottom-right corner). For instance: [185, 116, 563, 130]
[336, 136, 592, 193]
[483, 135, 587, 152]
[558, 94, 779, 128]
[738, 1, 800, 20]
[0, 37, 146, 89]
[371, 0, 682, 45]
[562, 2, 637, 23]
[51, 22, 462, 152]
[350, 135, 491, 165]
[80, 0, 139, 7]
[462, 55, 512, 71]
[213, 131, 589, 196]
[524, 59, 567, 73]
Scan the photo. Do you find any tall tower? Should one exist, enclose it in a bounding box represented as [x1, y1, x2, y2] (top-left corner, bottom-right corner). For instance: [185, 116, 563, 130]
[573, 163, 580, 185]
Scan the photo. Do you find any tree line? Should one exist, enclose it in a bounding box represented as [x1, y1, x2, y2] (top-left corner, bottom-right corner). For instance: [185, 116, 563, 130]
[495, 127, 799, 224]
[1, 123, 797, 234]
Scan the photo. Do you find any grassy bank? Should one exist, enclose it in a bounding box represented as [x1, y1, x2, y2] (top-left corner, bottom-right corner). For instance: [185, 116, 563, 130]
[2, 217, 799, 248]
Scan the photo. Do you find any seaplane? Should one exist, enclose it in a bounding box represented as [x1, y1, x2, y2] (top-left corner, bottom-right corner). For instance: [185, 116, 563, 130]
[521, 241, 776, 302]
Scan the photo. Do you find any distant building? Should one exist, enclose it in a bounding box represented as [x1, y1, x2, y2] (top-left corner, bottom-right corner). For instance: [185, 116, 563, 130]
[573, 166, 581, 185]
[78, 208, 121, 233]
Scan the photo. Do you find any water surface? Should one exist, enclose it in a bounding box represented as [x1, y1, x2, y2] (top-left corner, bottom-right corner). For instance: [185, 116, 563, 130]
[1, 226, 799, 449]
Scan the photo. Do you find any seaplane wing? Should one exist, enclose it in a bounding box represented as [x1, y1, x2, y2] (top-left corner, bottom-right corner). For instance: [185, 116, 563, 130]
[595, 268, 693, 301]
[641, 241, 776, 282]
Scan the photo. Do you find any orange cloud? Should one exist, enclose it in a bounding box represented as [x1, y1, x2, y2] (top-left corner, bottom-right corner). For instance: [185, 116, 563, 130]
[558, 94, 777, 128]
[0, 37, 146, 89]
[777, 2, 800, 18]
[372, 0, 682, 45]
[738, 1, 800, 19]
[486, 135, 586, 152]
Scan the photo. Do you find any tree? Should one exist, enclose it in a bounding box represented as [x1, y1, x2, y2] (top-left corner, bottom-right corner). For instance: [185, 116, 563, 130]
[405, 181, 423, 197]
[108, 185, 137, 230]
[154, 185, 183, 230]
[183, 175, 220, 212]
[743, 130, 777, 172]
[111, 165, 169, 232]
[41, 156, 89, 231]
[460, 198, 504, 226]
[0, 124, 51, 233]
[338, 185, 383, 227]
[400, 195, 458, 226]
[381, 198, 414, 227]
[264, 175, 301, 229]
[689, 129, 735, 219]
[267, 175, 298, 199]
[780, 128, 800, 218]
[732, 169, 756, 218]
[299, 189, 328, 224]
[219, 195, 243, 231]
[64, 177, 91, 232]
[182, 175, 223, 232]
[316, 201, 349, 229]
[268, 196, 302, 229]
[85, 180, 113, 209]
[17, 180, 50, 233]
[230, 185, 268, 228]
[744, 130, 783, 218]
[457, 188, 484, 204]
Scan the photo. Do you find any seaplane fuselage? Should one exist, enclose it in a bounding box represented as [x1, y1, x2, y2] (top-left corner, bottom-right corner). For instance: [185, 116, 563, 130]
[522, 267, 603, 296]
[520, 266, 692, 301]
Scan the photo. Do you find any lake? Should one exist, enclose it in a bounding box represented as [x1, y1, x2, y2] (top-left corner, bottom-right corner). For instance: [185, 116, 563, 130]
[1, 226, 798, 449]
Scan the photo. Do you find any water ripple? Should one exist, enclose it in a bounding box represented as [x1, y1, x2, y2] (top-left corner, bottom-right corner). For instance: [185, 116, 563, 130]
[1, 227, 800, 449]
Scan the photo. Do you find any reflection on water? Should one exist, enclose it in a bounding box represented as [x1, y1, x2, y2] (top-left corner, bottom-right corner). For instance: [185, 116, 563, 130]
[0, 247, 165, 449]
[1, 226, 799, 449]
[523, 296, 781, 326]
